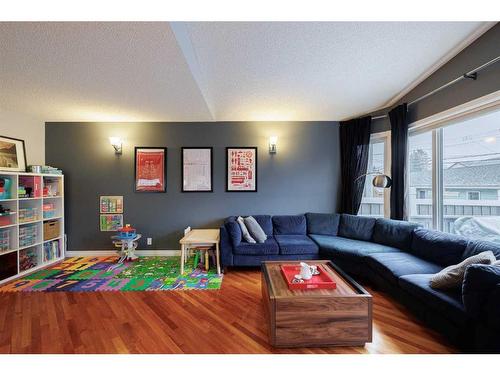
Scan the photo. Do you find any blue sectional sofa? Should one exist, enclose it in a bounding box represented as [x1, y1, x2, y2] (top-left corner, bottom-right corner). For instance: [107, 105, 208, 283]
[220, 213, 500, 352]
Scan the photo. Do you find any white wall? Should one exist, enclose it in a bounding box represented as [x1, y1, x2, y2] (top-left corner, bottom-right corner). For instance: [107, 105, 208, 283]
[0, 109, 45, 165]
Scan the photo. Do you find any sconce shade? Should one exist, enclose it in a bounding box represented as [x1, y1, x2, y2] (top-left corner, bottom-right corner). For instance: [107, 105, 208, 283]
[372, 174, 392, 188]
[269, 136, 278, 154]
[109, 137, 123, 155]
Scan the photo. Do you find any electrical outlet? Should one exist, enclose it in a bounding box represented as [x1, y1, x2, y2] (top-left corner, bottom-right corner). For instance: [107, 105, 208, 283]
[147, 238, 152, 246]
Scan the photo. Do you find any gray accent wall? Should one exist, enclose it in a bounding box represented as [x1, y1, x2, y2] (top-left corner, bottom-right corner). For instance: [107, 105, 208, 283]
[45, 121, 340, 251]
[371, 23, 500, 133]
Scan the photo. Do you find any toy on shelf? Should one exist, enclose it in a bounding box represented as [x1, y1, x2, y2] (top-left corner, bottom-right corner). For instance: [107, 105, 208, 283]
[0, 177, 12, 199]
[0, 205, 15, 227]
[111, 224, 142, 263]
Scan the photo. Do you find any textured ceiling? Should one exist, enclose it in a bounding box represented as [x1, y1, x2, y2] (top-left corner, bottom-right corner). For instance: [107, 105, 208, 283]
[0, 21, 492, 123]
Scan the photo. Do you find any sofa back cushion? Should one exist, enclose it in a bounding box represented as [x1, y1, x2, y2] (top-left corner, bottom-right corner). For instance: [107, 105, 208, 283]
[272, 215, 307, 235]
[338, 214, 376, 241]
[305, 213, 340, 236]
[410, 228, 468, 267]
[372, 218, 421, 250]
[462, 239, 500, 261]
[251, 215, 273, 236]
[224, 216, 242, 247]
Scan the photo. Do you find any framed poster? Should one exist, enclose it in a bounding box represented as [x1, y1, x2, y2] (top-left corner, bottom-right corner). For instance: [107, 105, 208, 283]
[182, 147, 213, 192]
[99, 196, 124, 213]
[0, 135, 27, 172]
[100, 214, 123, 231]
[134, 147, 167, 193]
[226, 147, 258, 192]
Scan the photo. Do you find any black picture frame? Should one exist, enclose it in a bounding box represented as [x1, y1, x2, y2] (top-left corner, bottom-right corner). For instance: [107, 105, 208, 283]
[226, 147, 258, 192]
[0, 135, 27, 172]
[181, 147, 213, 193]
[134, 147, 167, 193]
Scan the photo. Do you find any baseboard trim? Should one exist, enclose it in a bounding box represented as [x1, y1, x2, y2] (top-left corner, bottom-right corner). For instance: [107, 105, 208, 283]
[66, 249, 181, 257]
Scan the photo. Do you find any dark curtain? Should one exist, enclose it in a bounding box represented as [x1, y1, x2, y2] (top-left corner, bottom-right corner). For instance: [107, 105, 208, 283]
[339, 116, 372, 214]
[389, 103, 408, 220]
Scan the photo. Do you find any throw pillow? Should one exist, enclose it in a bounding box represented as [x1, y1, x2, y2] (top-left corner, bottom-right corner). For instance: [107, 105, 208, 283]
[430, 251, 496, 290]
[244, 216, 267, 243]
[237, 216, 255, 243]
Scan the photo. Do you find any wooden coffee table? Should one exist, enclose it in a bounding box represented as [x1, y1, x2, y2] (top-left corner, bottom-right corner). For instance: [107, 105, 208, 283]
[261, 260, 372, 348]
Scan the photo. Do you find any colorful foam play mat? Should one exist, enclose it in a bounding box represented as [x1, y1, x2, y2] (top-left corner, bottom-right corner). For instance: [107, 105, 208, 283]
[0, 256, 223, 292]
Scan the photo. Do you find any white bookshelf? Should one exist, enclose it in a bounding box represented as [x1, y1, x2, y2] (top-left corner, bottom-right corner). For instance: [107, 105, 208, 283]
[0, 171, 65, 284]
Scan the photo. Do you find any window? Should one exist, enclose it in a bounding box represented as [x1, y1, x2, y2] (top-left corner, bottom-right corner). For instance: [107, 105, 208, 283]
[358, 132, 391, 217]
[408, 105, 500, 241]
[467, 191, 480, 200]
[408, 131, 433, 229]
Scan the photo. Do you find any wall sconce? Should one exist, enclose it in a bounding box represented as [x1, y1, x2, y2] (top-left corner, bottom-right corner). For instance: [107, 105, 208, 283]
[269, 136, 278, 154]
[109, 137, 123, 155]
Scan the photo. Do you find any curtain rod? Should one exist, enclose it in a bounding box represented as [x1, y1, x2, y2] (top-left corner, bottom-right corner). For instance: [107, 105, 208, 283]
[371, 55, 500, 121]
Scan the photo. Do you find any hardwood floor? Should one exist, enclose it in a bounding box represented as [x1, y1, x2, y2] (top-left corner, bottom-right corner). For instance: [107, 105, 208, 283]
[0, 268, 457, 354]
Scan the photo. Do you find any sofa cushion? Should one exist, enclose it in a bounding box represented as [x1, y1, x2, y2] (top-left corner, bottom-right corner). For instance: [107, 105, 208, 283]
[462, 239, 500, 261]
[462, 264, 500, 318]
[275, 235, 319, 255]
[305, 213, 340, 236]
[244, 216, 267, 243]
[338, 214, 376, 241]
[311, 234, 401, 261]
[224, 217, 242, 247]
[272, 215, 307, 235]
[410, 228, 468, 267]
[372, 218, 421, 250]
[233, 237, 279, 256]
[365, 252, 443, 285]
[399, 274, 468, 327]
[430, 251, 496, 290]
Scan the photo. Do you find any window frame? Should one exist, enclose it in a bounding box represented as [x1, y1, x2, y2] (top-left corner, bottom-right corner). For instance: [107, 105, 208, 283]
[359, 131, 391, 218]
[408, 89, 500, 231]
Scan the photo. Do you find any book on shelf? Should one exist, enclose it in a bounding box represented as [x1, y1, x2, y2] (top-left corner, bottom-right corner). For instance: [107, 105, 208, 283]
[43, 240, 61, 262]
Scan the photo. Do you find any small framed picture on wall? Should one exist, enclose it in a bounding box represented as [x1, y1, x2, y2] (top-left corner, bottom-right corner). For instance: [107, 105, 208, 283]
[134, 147, 167, 193]
[226, 147, 257, 192]
[0, 135, 27, 172]
[182, 147, 213, 192]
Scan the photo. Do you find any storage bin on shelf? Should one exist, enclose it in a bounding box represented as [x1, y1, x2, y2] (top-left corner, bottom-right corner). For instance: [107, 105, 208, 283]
[0, 228, 10, 251]
[19, 207, 40, 223]
[43, 219, 60, 241]
[42, 202, 56, 219]
[19, 224, 38, 247]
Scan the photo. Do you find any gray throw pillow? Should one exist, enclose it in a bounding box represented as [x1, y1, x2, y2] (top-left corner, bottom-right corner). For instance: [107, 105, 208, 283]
[244, 216, 267, 243]
[237, 216, 255, 243]
[430, 251, 496, 290]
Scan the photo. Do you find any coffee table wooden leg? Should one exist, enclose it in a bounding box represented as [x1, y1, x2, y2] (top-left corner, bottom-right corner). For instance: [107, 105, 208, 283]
[216, 241, 221, 275]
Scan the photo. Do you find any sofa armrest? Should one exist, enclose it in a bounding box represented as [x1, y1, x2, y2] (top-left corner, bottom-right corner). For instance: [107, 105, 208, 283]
[219, 225, 234, 268]
[462, 264, 500, 319]
[484, 283, 500, 331]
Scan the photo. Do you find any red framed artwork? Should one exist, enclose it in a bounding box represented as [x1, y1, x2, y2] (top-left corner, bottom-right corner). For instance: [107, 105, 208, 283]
[134, 147, 167, 193]
[226, 147, 257, 192]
